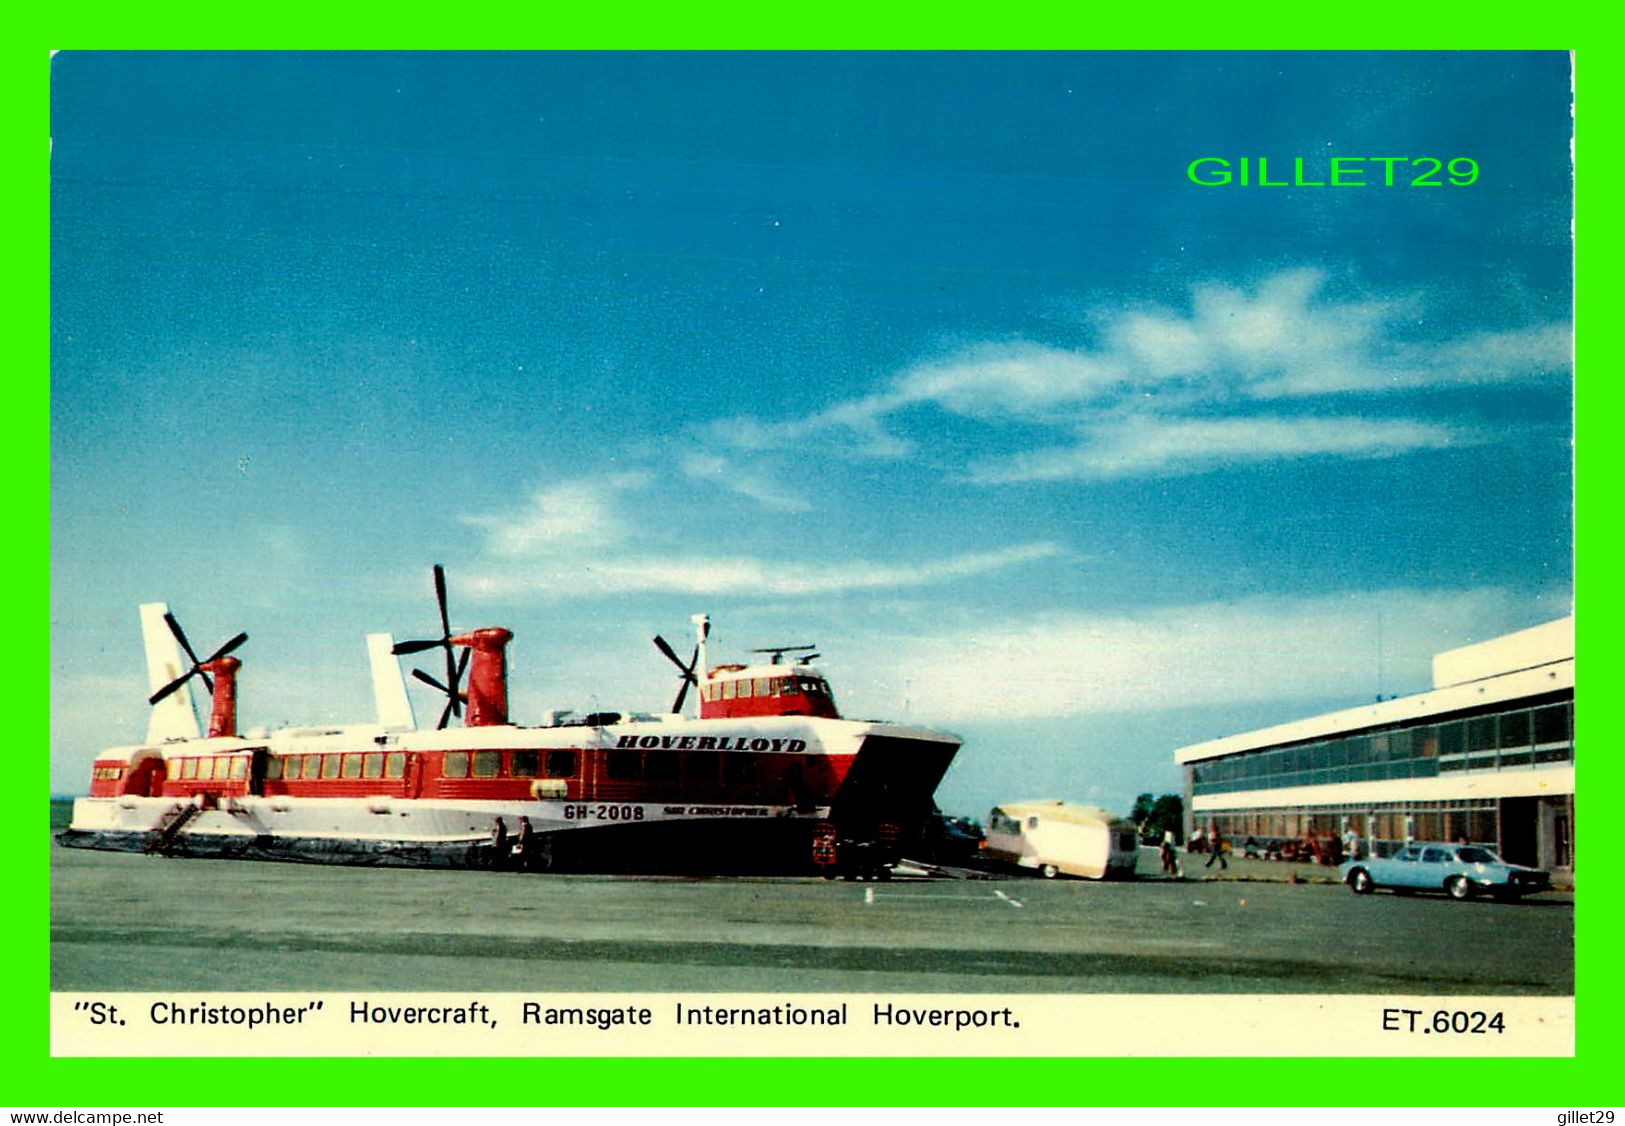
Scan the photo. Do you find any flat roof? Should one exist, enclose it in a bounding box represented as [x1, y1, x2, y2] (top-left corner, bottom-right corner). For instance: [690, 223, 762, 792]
[1174, 639, 1572, 765]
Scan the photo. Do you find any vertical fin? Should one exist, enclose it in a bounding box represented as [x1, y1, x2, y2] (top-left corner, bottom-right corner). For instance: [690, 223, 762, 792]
[367, 632, 417, 731]
[140, 602, 200, 744]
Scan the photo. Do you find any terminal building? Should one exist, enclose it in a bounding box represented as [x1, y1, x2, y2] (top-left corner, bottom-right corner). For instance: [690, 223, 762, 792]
[1174, 616, 1574, 872]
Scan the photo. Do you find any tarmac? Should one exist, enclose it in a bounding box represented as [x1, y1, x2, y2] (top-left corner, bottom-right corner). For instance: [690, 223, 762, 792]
[49, 836, 1575, 995]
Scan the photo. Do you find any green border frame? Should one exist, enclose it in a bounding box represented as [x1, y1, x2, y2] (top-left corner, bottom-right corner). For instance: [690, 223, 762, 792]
[19, 34, 1616, 1107]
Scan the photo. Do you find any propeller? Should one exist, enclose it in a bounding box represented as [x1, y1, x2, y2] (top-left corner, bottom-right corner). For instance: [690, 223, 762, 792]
[653, 634, 701, 713]
[751, 644, 817, 666]
[412, 648, 471, 730]
[149, 613, 248, 706]
[394, 564, 468, 729]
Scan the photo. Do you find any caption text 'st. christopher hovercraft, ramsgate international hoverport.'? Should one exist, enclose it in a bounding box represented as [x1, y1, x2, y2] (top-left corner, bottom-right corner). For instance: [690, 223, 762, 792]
[59, 566, 961, 876]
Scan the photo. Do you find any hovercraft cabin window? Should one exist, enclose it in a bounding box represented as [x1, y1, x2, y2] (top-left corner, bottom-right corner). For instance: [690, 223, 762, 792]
[545, 751, 577, 779]
[606, 749, 641, 780]
[266, 756, 284, 781]
[386, 752, 406, 779]
[511, 751, 538, 778]
[443, 751, 469, 779]
[473, 751, 501, 778]
[363, 753, 384, 780]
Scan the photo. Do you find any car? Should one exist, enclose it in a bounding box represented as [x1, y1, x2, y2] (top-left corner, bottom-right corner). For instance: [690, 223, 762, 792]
[1340, 842, 1550, 901]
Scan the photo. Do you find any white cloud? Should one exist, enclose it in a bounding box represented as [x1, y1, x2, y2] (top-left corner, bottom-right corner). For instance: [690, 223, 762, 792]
[679, 453, 813, 513]
[839, 586, 1564, 724]
[467, 542, 1064, 599]
[460, 472, 649, 558]
[459, 471, 1060, 601]
[701, 269, 1569, 481]
[968, 414, 1462, 483]
[891, 342, 1127, 419]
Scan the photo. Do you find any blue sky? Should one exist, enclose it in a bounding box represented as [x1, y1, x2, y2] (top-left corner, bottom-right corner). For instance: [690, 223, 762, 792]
[50, 52, 1574, 815]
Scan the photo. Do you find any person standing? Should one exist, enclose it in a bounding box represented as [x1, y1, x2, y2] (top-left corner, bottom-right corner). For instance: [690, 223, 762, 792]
[1204, 823, 1227, 870]
[1159, 829, 1179, 877]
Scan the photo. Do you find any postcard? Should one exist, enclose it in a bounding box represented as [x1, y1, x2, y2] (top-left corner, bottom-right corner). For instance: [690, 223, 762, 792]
[44, 49, 1577, 1083]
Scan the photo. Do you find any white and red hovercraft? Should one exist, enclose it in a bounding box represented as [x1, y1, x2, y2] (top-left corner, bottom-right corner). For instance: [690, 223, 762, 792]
[60, 566, 961, 876]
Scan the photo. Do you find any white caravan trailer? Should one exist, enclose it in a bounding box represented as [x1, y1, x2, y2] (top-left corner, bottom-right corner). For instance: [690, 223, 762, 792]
[983, 800, 1139, 879]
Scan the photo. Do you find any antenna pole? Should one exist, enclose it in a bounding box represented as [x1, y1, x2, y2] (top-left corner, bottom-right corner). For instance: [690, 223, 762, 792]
[691, 614, 710, 691]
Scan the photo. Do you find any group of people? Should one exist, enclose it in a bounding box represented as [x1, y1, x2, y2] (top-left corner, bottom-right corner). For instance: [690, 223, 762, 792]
[1155, 823, 1230, 876]
[1155, 823, 1366, 877]
[490, 815, 549, 871]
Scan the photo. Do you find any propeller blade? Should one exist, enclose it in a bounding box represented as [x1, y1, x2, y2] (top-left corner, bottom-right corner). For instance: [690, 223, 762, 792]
[164, 612, 203, 666]
[448, 646, 470, 716]
[148, 669, 195, 706]
[412, 668, 450, 694]
[434, 564, 451, 639]
[437, 698, 455, 730]
[392, 638, 445, 656]
[672, 678, 690, 715]
[443, 648, 459, 716]
[203, 632, 249, 665]
[653, 635, 686, 671]
[685, 644, 701, 676]
[162, 612, 213, 692]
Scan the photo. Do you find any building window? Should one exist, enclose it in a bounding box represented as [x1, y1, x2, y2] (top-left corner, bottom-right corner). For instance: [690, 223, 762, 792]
[1498, 711, 1531, 749]
[1347, 737, 1371, 767]
[1414, 726, 1439, 758]
[1533, 703, 1570, 745]
[442, 752, 469, 779]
